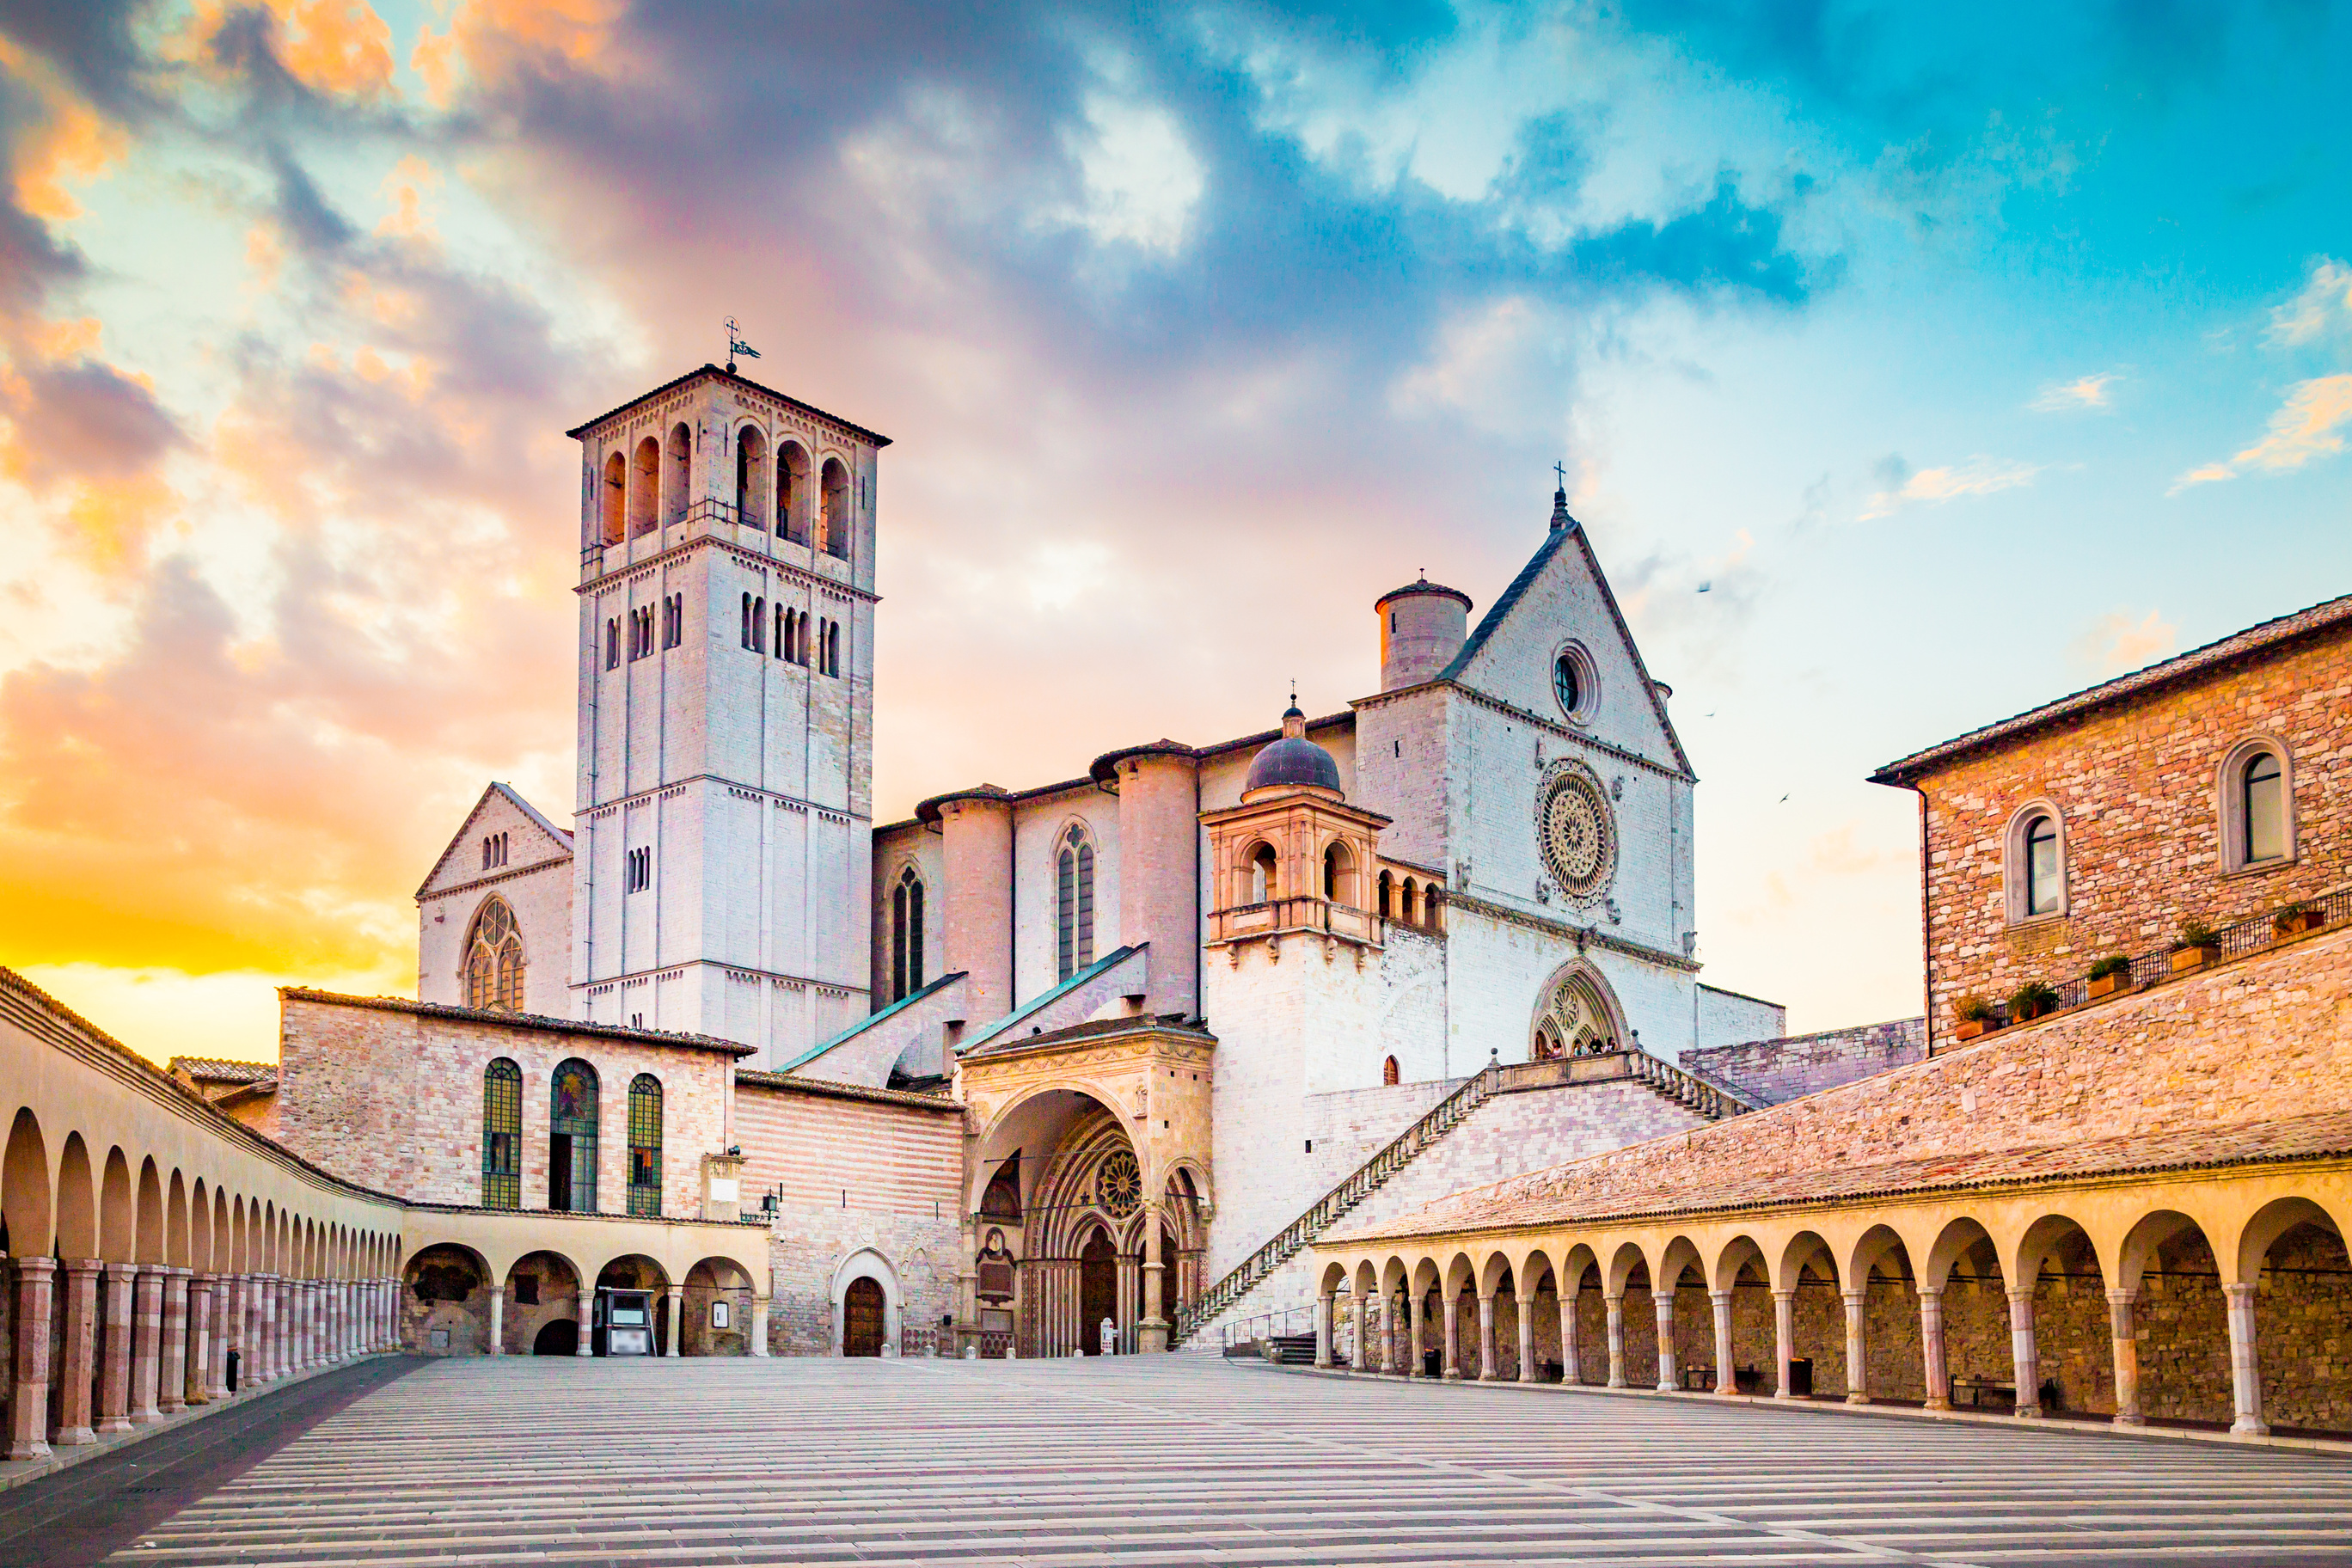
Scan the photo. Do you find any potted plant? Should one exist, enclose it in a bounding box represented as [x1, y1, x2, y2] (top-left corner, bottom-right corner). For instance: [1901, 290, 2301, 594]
[2086, 954, 2133, 1000]
[2171, 918, 2222, 973]
[2273, 899, 2324, 940]
[1953, 993, 1996, 1041]
[2009, 980, 2059, 1022]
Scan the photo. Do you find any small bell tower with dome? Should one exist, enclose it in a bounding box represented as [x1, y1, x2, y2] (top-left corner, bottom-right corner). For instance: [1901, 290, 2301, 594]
[1201, 701, 1391, 961]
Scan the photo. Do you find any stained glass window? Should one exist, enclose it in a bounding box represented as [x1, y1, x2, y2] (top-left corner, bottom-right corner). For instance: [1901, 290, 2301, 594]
[464, 897, 524, 1012]
[481, 1058, 521, 1210]
[550, 1059, 598, 1213]
[627, 1074, 662, 1217]
[1057, 826, 1095, 983]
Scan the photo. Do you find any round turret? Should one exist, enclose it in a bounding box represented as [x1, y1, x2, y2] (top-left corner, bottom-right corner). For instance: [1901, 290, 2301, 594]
[1375, 578, 1473, 692]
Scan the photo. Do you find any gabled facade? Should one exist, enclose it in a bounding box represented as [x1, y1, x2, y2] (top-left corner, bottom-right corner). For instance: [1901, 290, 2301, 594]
[417, 782, 574, 1016]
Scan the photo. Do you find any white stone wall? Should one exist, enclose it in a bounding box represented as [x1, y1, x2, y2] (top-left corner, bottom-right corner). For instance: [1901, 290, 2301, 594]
[1009, 784, 1121, 1010]
[1695, 983, 1785, 1053]
[1350, 688, 1449, 873]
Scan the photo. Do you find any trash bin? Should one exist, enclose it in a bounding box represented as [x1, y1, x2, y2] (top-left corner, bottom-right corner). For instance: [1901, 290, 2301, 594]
[1787, 1357, 1812, 1397]
[226, 1348, 240, 1393]
[1424, 1349, 1441, 1378]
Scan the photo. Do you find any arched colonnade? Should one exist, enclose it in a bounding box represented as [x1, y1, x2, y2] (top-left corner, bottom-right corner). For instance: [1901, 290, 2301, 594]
[396, 1227, 767, 1359]
[3, 1093, 405, 1463]
[1315, 1169, 2352, 1437]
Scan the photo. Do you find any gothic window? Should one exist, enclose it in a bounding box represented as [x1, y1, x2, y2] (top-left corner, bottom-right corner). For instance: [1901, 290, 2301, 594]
[463, 897, 525, 1012]
[481, 1058, 521, 1210]
[820, 457, 850, 557]
[891, 867, 926, 1002]
[1532, 970, 1617, 1059]
[1382, 1055, 1400, 1086]
[751, 597, 767, 654]
[735, 426, 767, 523]
[627, 1074, 662, 1217]
[829, 620, 842, 675]
[630, 435, 659, 536]
[979, 1153, 1021, 1220]
[777, 442, 809, 541]
[1057, 824, 1096, 982]
[600, 450, 626, 545]
[480, 832, 508, 871]
[624, 845, 652, 894]
[604, 617, 618, 670]
[549, 1060, 598, 1213]
[741, 593, 752, 650]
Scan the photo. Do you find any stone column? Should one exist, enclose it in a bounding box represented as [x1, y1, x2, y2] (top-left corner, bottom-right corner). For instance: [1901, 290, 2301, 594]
[1350, 1291, 1367, 1371]
[1559, 1289, 1580, 1387]
[325, 1283, 340, 1363]
[576, 1292, 594, 1356]
[750, 1296, 770, 1357]
[160, 1268, 189, 1415]
[186, 1274, 214, 1406]
[1314, 1292, 1334, 1368]
[1516, 1294, 1535, 1381]
[1407, 1290, 1425, 1376]
[1137, 1206, 1168, 1353]
[8, 1257, 54, 1461]
[300, 1280, 317, 1369]
[1604, 1293, 1626, 1388]
[98, 1261, 136, 1433]
[57, 1259, 100, 1445]
[2108, 1289, 2143, 1426]
[1441, 1292, 1461, 1380]
[1841, 1289, 1870, 1405]
[1378, 1291, 1396, 1373]
[2224, 1283, 2267, 1436]
[1652, 1293, 1677, 1392]
[260, 1273, 280, 1381]
[1476, 1293, 1497, 1381]
[1710, 1291, 1736, 1396]
[217, 1276, 242, 1397]
[1772, 1289, 1795, 1398]
[665, 1286, 684, 1357]
[1919, 1288, 1950, 1411]
[488, 1287, 505, 1355]
[2006, 1289, 2042, 1418]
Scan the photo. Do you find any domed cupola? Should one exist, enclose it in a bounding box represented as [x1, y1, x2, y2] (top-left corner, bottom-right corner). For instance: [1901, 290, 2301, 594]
[1243, 703, 1343, 799]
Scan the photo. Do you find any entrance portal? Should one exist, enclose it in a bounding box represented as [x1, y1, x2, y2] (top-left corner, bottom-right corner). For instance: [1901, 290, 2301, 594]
[1081, 1230, 1116, 1353]
[533, 1318, 579, 1357]
[843, 1276, 886, 1357]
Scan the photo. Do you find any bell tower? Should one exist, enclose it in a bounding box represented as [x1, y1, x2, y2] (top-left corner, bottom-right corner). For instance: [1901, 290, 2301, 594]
[563, 365, 890, 1067]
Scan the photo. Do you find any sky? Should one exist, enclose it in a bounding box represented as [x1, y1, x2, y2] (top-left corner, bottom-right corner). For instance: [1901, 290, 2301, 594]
[2, 0, 2349, 1066]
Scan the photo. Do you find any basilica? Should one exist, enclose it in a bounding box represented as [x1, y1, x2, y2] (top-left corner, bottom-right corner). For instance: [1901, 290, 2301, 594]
[228, 363, 1785, 1357]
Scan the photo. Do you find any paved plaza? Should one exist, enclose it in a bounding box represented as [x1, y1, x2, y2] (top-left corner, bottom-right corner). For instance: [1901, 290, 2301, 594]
[14, 1357, 2352, 1567]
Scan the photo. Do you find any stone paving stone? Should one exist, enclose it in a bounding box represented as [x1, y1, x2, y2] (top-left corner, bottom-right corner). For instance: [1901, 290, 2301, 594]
[69, 1357, 2352, 1567]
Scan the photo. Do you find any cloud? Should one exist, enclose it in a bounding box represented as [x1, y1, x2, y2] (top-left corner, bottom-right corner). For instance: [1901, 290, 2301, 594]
[2030, 371, 2120, 412]
[2267, 257, 2352, 346]
[2171, 373, 2352, 491]
[1859, 453, 2043, 520]
[2072, 608, 2176, 677]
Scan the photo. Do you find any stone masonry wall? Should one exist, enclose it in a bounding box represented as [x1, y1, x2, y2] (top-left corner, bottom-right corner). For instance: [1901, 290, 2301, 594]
[1909, 625, 2352, 1050]
[277, 994, 732, 1219]
[765, 1204, 961, 1356]
[1684, 1017, 1925, 1106]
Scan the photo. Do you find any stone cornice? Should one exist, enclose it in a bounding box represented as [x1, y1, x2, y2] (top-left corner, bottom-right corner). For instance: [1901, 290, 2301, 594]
[579, 530, 879, 603]
[580, 775, 871, 824]
[418, 854, 573, 907]
[1445, 891, 1699, 973]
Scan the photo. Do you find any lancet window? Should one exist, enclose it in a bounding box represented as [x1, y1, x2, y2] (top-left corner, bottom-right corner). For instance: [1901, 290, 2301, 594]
[627, 1074, 662, 1217]
[481, 1057, 521, 1210]
[1057, 824, 1096, 982]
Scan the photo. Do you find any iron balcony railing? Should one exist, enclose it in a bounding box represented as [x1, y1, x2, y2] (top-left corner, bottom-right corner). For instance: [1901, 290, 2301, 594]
[1970, 883, 2351, 1032]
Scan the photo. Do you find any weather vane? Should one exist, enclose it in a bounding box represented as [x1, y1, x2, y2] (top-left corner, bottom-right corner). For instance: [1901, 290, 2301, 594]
[726, 317, 762, 375]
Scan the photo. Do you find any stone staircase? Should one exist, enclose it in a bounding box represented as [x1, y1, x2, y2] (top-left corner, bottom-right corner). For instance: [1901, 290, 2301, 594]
[1173, 1049, 1752, 1351]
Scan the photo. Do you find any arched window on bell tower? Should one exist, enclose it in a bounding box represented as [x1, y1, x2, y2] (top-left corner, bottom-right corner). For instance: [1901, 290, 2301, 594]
[600, 451, 626, 544]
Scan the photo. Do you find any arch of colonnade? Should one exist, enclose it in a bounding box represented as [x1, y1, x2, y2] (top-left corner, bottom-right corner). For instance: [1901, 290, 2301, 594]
[3, 975, 410, 1461]
[1315, 1167, 2352, 1437]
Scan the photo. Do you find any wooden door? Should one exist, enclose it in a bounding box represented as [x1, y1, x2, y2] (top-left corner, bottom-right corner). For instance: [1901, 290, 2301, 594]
[843, 1277, 885, 1357]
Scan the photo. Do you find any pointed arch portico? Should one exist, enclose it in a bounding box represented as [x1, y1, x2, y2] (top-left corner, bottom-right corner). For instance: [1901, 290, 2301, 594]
[958, 1016, 1215, 1356]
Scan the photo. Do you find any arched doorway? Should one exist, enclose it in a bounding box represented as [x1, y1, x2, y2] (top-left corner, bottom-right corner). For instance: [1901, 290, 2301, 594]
[1080, 1229, 1117, 1354]
[533, 1319, 579, 1357]
[843, 1277, 886, 1357]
